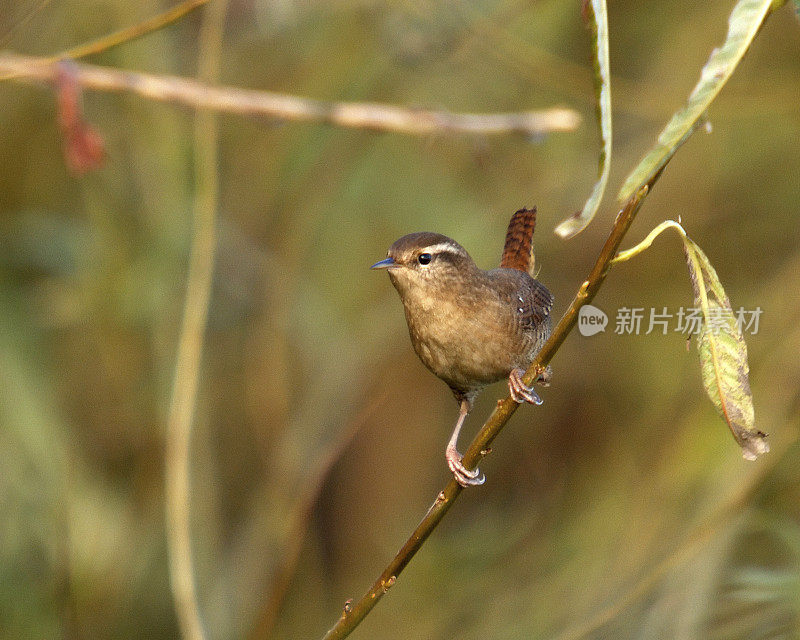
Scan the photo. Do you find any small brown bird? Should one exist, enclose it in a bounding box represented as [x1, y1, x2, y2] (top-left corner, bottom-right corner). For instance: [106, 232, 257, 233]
[372, 208, 553, 486]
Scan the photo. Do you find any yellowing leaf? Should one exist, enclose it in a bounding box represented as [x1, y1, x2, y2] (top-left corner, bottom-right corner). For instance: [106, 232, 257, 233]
[613, 221, 768, 459]
[682, 237, 768, 460]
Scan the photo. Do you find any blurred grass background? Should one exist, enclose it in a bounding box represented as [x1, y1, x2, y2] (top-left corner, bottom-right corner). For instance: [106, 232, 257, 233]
[1, 1, 799, 638]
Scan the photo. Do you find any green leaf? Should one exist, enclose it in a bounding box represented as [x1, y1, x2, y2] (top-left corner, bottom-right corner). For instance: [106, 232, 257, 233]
[618, 0, 775, 201]
[555, 0, 611, 238]
[681, 237, 768, 460]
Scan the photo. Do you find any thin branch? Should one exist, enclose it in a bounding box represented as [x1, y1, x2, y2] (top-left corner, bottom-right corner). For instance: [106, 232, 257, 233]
[321, 170, 663, 640]
[319, 3, 780, 634]
[322, 165, 664, 640]
[0, 0, 211, 82]
[0, 52, 580, 137]
[59, 0, 211, 61]
[164, 1, 228, 640]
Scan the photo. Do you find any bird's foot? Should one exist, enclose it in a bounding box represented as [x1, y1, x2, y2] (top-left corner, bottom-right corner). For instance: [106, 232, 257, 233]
[508, 367, 543, 405]
[446, 445, 485, 487]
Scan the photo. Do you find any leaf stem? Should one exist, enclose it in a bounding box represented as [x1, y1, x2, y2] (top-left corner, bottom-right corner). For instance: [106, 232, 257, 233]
[610, 219, 686, 264]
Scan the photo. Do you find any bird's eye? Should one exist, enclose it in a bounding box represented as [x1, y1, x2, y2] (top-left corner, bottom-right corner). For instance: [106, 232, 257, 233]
[417, 253, 432, 265]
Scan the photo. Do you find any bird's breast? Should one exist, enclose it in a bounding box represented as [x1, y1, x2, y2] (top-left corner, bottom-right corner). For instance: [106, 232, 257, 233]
[401, 284, 526, 392]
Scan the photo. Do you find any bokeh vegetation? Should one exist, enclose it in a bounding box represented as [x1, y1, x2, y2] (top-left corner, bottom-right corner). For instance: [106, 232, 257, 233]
[1, 1, 799, 639]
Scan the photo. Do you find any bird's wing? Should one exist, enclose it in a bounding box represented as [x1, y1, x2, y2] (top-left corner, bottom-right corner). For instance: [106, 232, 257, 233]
[500, 207, 537, 275]
[491, 268, 554, 335]
[519, 278, 553, 331]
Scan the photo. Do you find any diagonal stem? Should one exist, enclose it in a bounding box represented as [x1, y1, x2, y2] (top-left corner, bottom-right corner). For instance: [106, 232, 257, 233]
[321, 170, 663, 640]
[58, 0, 211, 62]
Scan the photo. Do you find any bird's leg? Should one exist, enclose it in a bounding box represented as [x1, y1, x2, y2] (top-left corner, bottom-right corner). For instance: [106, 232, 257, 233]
[445, 399, 485, 487]
[508, 366, 547, 404]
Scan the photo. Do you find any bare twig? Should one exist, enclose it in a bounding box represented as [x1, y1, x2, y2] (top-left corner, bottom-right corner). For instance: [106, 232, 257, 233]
[164, 1, 228, 640]
[0, 0, 211, 82]
[321, 172, 662, 640]
[0, 52, 580, 137]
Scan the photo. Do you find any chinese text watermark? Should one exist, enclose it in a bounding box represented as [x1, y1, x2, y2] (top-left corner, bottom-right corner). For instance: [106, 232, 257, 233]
[578, 305, 762, 337]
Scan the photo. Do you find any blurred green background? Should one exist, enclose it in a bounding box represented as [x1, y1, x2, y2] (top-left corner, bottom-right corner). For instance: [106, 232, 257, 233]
[1, 1, 799, 638]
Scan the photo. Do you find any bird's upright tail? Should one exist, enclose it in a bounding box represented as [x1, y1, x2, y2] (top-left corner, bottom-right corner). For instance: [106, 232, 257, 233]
[500, 206, 537, 275]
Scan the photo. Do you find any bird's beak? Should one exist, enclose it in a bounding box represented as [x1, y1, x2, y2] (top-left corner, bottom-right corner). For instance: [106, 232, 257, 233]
[370, 257, 396, 270]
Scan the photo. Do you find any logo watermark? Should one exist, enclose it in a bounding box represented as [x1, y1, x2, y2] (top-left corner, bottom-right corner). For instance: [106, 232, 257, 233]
[578, 304, 608, 336]
[578, 305, 762, 337]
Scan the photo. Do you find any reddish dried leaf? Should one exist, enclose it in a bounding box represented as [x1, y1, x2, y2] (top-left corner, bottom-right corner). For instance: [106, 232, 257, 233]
[55, 61, 105, 175]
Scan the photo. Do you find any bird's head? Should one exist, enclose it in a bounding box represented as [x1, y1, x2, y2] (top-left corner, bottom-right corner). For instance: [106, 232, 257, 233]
[371, 232, 478, 301]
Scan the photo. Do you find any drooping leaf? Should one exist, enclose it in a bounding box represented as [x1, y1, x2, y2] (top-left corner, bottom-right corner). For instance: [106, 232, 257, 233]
[555, 0, 611, 238]
[613, 221, 768, 458]
[618, 0, 775, 201]
[681, 236, 768, 460]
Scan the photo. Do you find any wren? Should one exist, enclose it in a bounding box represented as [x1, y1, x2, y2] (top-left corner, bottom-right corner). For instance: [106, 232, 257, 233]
[372, 207, 553, 486]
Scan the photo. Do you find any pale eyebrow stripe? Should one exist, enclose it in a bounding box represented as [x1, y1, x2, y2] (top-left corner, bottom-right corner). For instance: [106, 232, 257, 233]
[421, 242, 462, 255]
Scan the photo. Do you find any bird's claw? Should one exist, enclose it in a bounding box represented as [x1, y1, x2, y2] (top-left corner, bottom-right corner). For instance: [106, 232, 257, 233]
[508, 367, 543, 405]
[446, 445, 485, 487]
